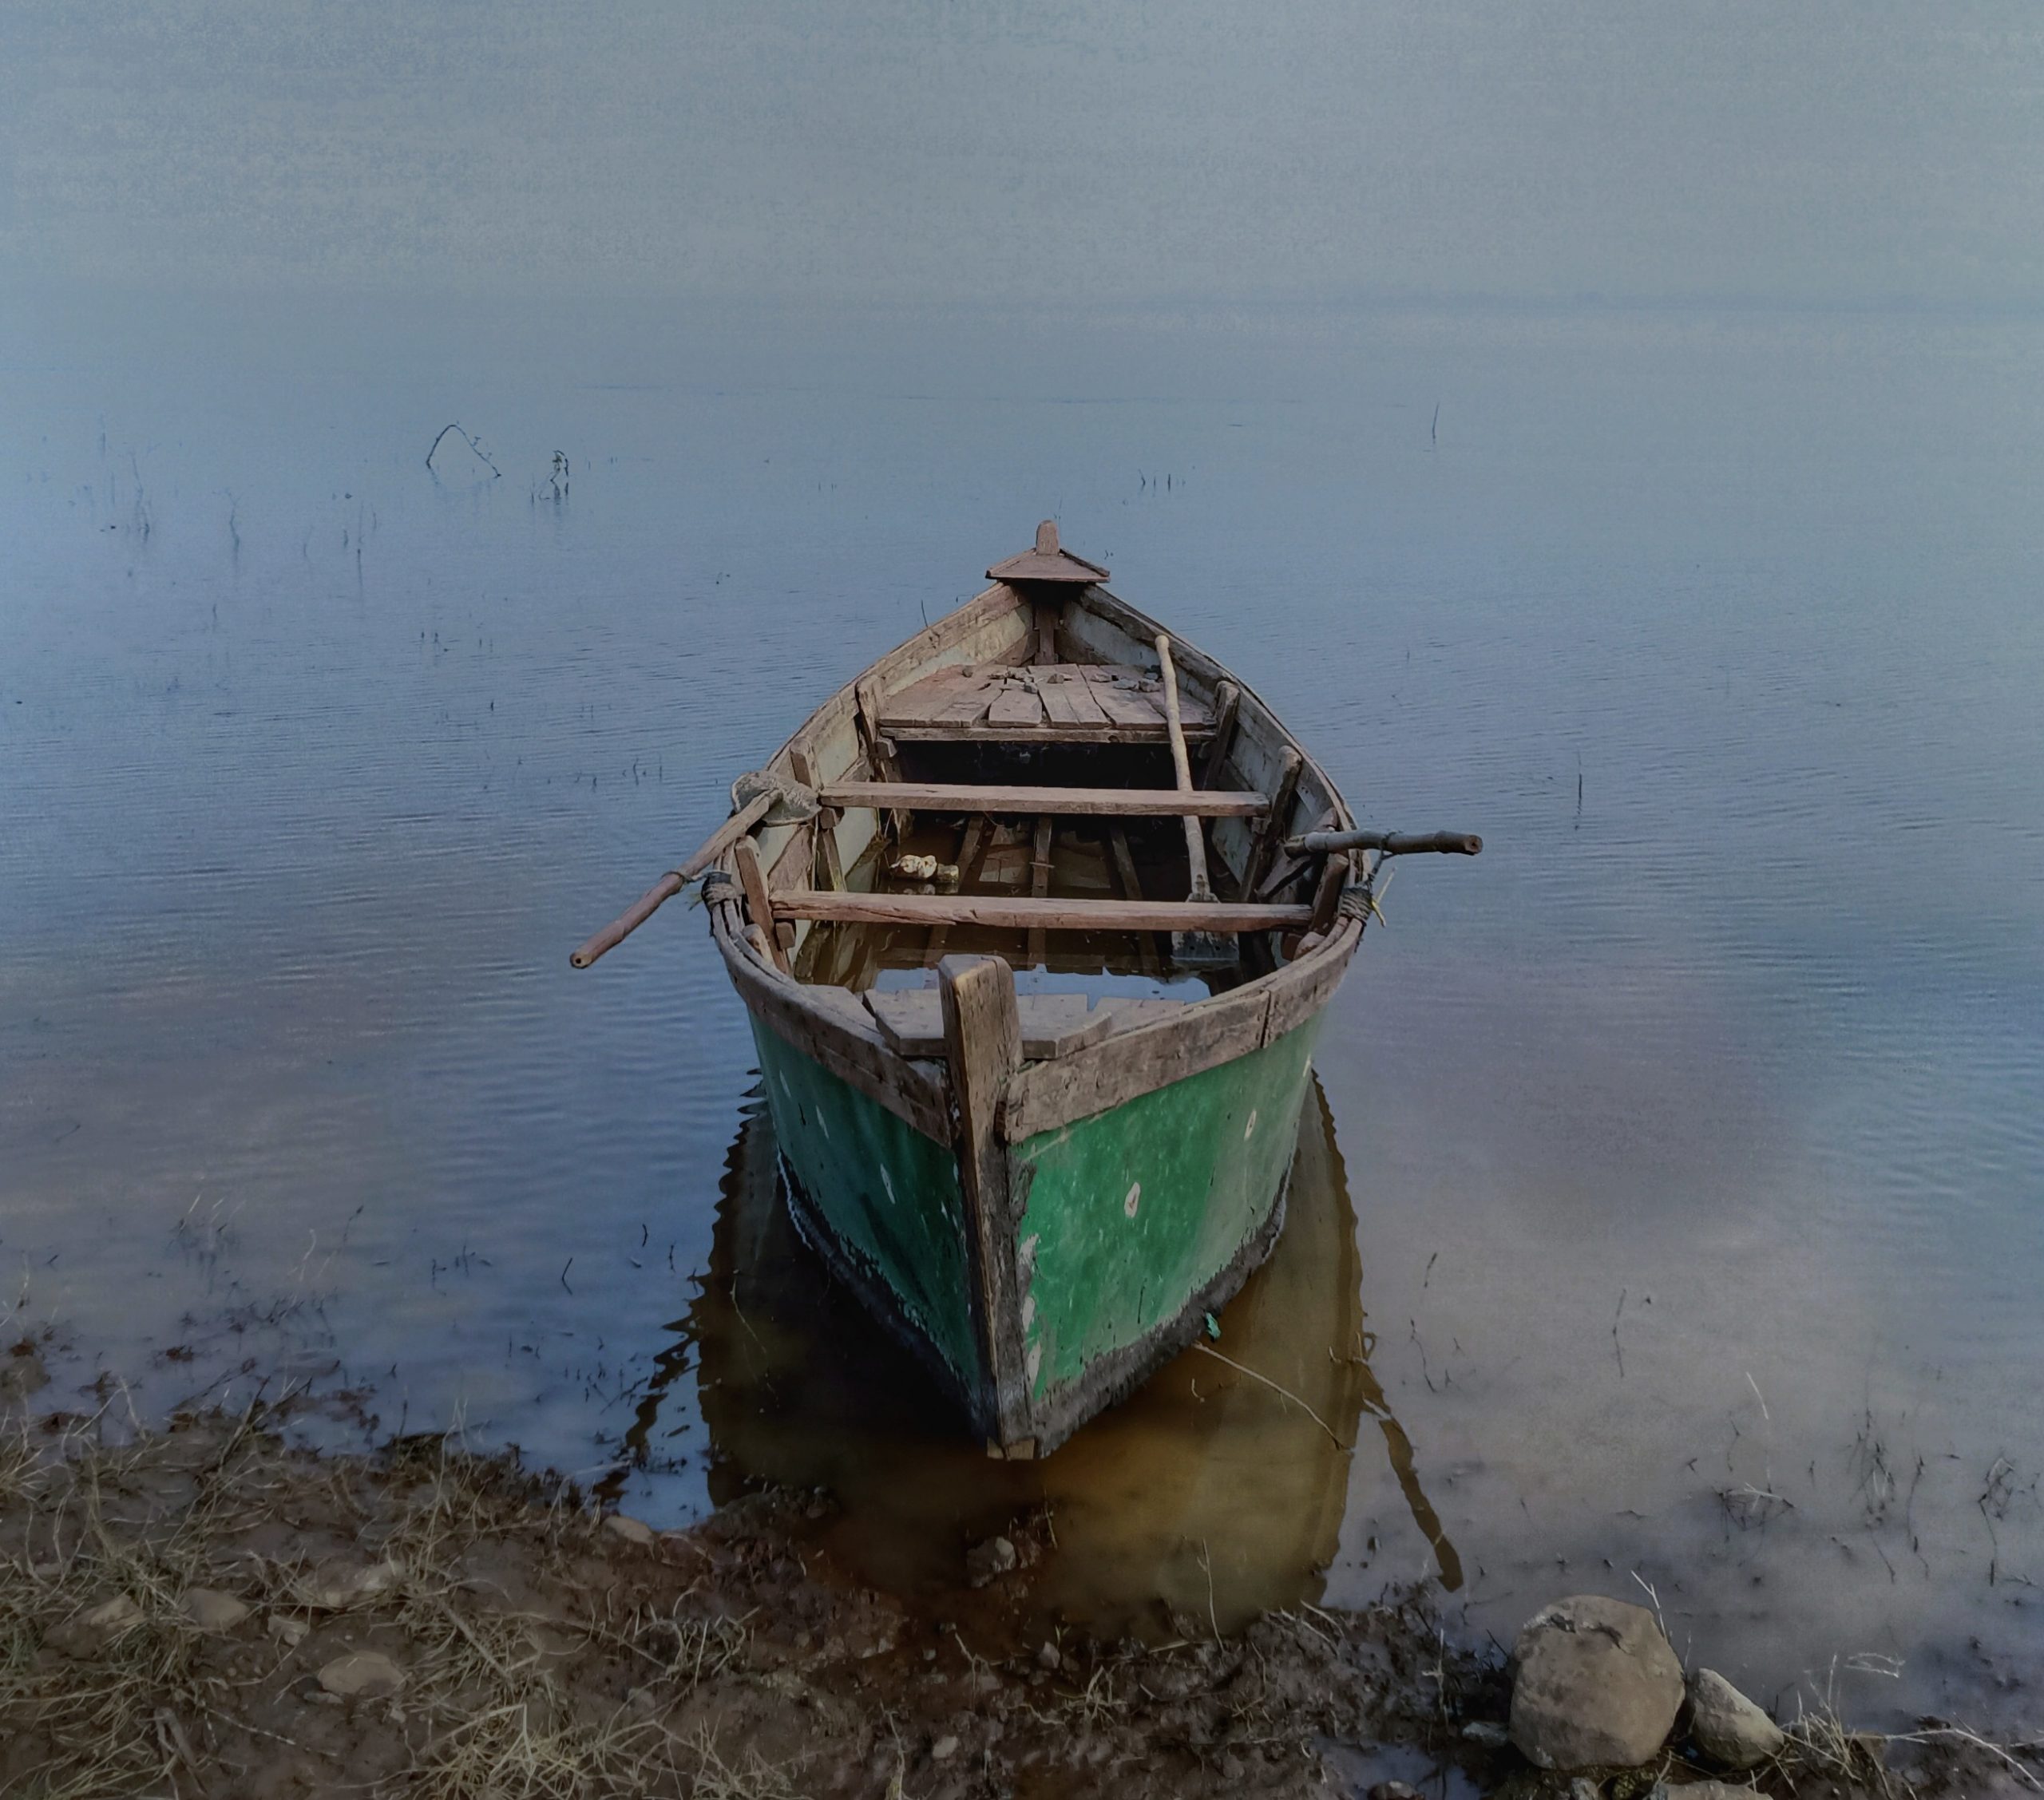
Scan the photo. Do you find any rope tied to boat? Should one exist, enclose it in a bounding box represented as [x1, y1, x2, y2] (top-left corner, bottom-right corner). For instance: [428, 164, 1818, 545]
[691, 868, 740, 908]
[1338, 860, 1393, 931]
[731, 769, 819, 827]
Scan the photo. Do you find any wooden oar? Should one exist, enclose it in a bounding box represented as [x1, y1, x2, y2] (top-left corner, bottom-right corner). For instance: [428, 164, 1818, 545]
[569, 791, 775, 968]
[1155, 635, 1234, 967]
[1282, 829, 1483, 857]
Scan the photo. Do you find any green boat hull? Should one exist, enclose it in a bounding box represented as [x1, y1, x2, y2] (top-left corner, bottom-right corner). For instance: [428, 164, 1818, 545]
[749, 1007, 1325, 1454]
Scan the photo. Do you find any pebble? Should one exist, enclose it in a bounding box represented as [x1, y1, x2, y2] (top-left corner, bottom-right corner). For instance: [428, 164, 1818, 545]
[930, 1735, 960, 1762]
[1687, 1667, 1787, 1771]
[965, 1536, 1017, 1588]
[1036, 1640, 1061, 1671]
[267, 1613, 311, 1648]
[603, 1512, 656, 1547]
[181, 1588, 252, 1632]
[46, 1592, 145, 1659]
[1460, 1721, 1511, 1750]
[83, 1593, 144, 1631]
[1369, 1782, 1424, 1800]
[318, 1650, 406, 1699]
[299, 1559, 400, 1612]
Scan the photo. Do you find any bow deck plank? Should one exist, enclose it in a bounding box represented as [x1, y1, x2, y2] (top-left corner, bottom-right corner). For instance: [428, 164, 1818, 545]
[878, 663, 1214, 744]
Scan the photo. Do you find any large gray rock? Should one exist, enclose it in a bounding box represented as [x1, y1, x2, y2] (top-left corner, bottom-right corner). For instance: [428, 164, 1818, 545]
[1688, 1667, 1786, 1770]
[1509, 1594, 1684, 1770]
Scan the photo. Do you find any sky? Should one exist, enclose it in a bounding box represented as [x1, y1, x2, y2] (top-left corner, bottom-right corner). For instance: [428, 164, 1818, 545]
[3, 1, 2042, 309]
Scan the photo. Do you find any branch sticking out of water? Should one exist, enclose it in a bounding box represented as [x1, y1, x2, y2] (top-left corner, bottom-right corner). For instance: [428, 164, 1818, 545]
[426, 424, 501, 479]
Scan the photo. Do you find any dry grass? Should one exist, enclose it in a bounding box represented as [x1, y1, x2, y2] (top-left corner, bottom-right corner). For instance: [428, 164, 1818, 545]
[0, 1406, 790, 1799]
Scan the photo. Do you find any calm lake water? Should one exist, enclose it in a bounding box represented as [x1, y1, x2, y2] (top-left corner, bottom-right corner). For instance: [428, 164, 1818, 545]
[5, 286, 2042, 1730]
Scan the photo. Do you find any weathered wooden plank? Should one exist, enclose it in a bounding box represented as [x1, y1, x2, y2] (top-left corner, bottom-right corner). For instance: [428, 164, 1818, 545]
[732, 837, 791, 975]
[884, 719, 1203, 745]
[939, 955, 1033, 1446]
[1083, 669, 1166, 727]
[1262, 920, 1363, 1043]
[1199, 681, 1242, 789]
[924, 813, 990, 967]
[1254, 805, 1337, 903]
[986, 686, 1048, 728]
[1002, 979, 1274, 1141]
[1024, 814, 1054, 966]
[818, 781, 1268, 818]
[774, 892, 1313, 932]
[786, 748, 845, 892]
[933, 686, 994, 726]
[859, 585, 1032, 697]
[766, 816, 814, 890]
[866, 989, 1131, 1059]
[1104, 822, 1162, 976]
[1038, 672, 1110, 726]
[1240, 748, 1304, 898]
[1032, 600, 1060, 665]
[1293, 854, 1348, 956]
[712, 928, 951, 1141]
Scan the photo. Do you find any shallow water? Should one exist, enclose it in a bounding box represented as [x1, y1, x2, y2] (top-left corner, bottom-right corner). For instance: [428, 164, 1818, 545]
[5, 287, 2042, 1729]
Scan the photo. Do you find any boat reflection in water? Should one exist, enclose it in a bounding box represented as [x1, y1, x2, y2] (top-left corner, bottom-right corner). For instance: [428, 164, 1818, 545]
[621, 1076, 1459, 1636]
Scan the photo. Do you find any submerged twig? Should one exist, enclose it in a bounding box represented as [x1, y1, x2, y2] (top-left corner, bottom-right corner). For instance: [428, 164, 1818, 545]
[1190, 1344, 1343, 1448]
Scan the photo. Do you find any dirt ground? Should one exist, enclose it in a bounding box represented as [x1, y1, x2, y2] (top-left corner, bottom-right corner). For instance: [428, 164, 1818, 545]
[0, 1377, 2030, 1798]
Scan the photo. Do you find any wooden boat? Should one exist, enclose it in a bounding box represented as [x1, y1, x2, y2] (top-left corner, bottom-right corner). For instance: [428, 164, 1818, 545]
[573, 524, 1478, 1458]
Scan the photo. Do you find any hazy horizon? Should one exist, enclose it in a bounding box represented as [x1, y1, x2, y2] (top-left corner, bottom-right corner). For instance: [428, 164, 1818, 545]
[6, 2, 2042, 312]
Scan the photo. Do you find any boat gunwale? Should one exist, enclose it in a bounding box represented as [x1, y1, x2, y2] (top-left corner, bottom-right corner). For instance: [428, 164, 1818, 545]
[707, 577, 1361, 1141]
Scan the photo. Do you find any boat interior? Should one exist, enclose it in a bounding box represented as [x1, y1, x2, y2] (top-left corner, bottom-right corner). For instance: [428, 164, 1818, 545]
[725, 526, 1357, 1064]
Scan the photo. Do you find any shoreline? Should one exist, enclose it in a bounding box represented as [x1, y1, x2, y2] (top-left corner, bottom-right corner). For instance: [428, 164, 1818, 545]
[2, 1383, 2033, 1798]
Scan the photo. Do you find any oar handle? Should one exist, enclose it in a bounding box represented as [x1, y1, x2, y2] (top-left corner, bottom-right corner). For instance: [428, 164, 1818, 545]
[1284, 829, 1483, 857]
[569, 791, 776, 968]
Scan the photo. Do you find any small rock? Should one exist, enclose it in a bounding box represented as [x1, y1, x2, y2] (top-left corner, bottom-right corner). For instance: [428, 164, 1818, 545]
[1460, 1722, 1511, 1750]
[298, 1559, 400, 1611]
[1676, 1785, 1765, 1800]
[1569, 1781, 1602, 1800]
[267, 1613, 310, 1648]
[46, 1593, 145, 1659]
[84, 1593, 144, 1631]
[1036, 1640, 1061, 1671]
[930, 1735, 961, 1762]
[181, 1588, 251, 1632]
[318, 1650, 406, 1699]
[1508, 1594, 1684, 1770]
[965, 1536, 1017, 1588]
[1687, 1667, 1787, 1771]
[603, 1512, 656, 1547]
[1369, 1782, 1424, 1800]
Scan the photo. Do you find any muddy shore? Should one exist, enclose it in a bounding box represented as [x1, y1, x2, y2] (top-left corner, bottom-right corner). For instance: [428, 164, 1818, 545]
[3, 1375, 2031, 1800]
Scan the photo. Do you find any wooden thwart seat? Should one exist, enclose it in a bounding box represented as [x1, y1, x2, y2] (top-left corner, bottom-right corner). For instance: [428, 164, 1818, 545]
[818, 781, 1267, 818]
[770, 893, 1311, 932]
